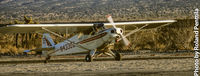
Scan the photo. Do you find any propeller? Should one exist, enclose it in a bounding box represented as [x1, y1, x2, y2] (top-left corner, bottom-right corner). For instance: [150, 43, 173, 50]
[107, 15, 130, 46]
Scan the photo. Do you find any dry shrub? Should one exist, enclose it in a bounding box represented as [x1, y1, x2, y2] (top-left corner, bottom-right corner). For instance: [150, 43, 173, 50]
[17, 48, 26, 53]
[0, 48, 9, 54]
[144, 44, 151, 50]
[155, 43, 166, 52]
[134, 46, 141, 51]
[0, 45, 19, 54]
[11, 47, 18, 54]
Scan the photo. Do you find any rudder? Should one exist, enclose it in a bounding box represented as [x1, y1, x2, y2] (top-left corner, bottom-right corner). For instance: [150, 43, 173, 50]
[42, 33, 55, 48]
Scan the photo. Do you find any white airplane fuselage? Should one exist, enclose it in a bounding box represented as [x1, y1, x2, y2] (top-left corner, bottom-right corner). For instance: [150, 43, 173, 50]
[49, 28, 122, 56]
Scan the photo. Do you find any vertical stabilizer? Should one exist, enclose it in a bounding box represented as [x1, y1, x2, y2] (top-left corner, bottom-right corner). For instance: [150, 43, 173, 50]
[42, 33, 55, 48]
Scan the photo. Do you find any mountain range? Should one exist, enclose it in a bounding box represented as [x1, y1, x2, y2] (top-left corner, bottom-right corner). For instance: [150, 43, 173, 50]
[0, 0, 199, 23]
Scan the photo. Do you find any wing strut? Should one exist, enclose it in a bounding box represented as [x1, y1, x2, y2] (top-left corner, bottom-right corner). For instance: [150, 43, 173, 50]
[42, 27, 63, 38]
[156, 23, 173, 29]
[124, 22, 174, 38]
[123, 24, 149, 38]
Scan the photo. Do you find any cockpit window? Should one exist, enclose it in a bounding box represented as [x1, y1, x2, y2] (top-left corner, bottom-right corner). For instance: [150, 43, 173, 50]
[111, 30, 115, 33]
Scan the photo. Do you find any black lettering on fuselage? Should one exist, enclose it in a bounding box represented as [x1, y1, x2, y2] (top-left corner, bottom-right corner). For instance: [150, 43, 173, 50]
[58, 43, 75, 52]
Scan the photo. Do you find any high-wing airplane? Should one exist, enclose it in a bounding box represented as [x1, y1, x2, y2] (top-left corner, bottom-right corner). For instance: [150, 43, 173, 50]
[0, 16, 176, 63]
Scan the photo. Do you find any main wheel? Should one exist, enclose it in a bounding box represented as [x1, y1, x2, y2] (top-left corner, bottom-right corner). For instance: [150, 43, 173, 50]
[115, 52, 122, 61]
[85, 54, 93, 62]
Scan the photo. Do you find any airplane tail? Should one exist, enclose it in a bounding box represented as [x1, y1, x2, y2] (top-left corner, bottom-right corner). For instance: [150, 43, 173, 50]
[42, 33, 55, 48]
[23, 33, 54, 56]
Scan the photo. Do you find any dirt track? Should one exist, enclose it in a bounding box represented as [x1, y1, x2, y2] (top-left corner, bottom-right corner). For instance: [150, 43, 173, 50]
[0, 55, 195, 73]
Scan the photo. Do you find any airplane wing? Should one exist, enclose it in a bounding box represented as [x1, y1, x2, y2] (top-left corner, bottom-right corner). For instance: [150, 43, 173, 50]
[0, 20, 176, 34]
[0, 24, 94, 34]
[105, 20, 176, 30]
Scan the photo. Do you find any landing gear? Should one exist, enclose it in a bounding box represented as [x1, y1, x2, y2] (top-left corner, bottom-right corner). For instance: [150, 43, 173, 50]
[84, 49, 122, 62]
[85, 50, 96, 62]
[44, 56, 51, 63]
[114, 52, 122, 61]
[105, 49, 122, 61]
[85, 54, 93, 62]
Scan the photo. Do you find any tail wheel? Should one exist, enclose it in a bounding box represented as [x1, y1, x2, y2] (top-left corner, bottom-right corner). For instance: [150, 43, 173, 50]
[85, 54, 93, 62]
[44, 60, 48, 63]
[115, 52, 122, 61]
[44, 56, 51, 63]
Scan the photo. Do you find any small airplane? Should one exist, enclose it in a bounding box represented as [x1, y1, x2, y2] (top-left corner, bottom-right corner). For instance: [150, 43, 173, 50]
[0, 15, 176, 63]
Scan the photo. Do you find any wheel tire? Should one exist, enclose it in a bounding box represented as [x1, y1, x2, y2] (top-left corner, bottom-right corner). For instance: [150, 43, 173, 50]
[44, 56, 50, 63]
[115, 52, 122, 61]
[85, 54, 93, 62]
[44, 60, 48, 63]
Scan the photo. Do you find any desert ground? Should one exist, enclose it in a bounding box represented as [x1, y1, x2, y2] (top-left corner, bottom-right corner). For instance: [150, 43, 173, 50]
[0, 53, 196, 76]
[0, 58, 194, 73]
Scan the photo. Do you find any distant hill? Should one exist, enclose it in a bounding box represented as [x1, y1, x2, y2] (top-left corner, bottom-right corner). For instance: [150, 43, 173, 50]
[0, 0, 199, 23]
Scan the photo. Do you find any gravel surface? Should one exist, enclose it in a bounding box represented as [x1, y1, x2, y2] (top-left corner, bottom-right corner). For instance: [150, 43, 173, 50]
[0, 58, 195, 73]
